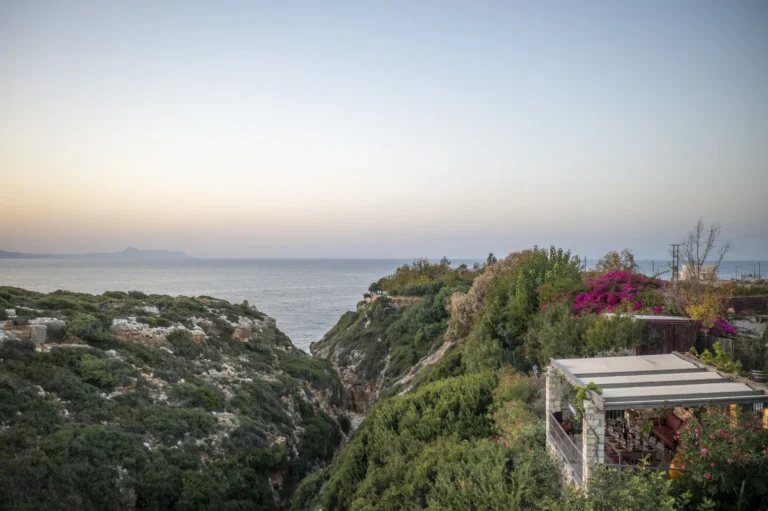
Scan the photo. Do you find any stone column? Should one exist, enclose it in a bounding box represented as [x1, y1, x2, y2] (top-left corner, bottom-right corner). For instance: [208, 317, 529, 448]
[546, 367, 563, 431]
[582, 399, 605, 482]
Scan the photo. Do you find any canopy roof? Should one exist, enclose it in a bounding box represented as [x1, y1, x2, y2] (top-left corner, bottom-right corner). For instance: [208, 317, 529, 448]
[551, 353, 768, 410]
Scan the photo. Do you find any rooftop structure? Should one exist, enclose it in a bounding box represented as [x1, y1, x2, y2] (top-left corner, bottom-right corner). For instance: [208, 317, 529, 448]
[545, 352, 768, 486]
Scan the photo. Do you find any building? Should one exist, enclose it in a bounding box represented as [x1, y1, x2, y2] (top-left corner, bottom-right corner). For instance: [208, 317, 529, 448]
[680, 264, 718, 281]
[545, 353, 768, 485]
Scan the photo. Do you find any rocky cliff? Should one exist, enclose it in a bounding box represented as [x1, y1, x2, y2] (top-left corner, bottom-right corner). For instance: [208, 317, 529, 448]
[0, 287, 347, 510]
[309, 289, 462, 417]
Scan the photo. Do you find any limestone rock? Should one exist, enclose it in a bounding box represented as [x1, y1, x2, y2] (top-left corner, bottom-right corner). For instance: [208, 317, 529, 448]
[1, 321, 47, 345]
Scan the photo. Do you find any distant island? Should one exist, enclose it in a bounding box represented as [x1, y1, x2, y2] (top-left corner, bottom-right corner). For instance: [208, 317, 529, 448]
[0, 247, 191, 260]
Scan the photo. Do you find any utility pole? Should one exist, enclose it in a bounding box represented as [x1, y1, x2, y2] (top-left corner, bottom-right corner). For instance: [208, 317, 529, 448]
[652, 260, 655, 277]
[670, 244, 680, 283]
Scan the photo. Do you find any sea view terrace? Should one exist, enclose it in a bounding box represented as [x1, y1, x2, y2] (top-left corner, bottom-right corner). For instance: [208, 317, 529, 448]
[545, 353, 768, 486]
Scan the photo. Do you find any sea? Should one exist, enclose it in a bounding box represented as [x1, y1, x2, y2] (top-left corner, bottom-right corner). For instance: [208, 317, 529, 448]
[1, 257, 763, 352]
[0, 258, 478, 352]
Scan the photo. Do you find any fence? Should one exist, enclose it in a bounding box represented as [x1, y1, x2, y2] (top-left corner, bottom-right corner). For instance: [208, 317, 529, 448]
[634, 319, 699, 355]
[731, 296, 768, 315]
[547, 411, 583, 485]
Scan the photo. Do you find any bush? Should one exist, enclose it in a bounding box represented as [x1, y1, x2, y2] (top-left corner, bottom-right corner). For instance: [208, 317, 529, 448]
[673, 407, 768, 509]
[583, 314, 653, 355]
[301, 371, 499, 511]
[66, 313, 112, 343]
[524, 302, 593, 365]
[548, 465, 680, 510]
[573, 270, 665, 315]
[478, 247, 582, 362]
[166, 329, 203, 358]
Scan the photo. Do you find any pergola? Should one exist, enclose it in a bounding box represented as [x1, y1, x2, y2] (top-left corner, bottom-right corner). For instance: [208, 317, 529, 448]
[545, 352, 768, 485]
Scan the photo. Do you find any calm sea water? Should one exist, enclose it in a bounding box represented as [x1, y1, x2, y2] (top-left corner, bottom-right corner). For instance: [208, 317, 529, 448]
[0, 258, 475, 352]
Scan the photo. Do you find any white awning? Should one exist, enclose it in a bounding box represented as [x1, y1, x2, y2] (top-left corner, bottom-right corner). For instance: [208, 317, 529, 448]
[550, 353, 768, 410]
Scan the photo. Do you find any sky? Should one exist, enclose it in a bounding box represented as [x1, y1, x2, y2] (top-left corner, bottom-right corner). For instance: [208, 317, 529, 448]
[1, 1, 767, 259]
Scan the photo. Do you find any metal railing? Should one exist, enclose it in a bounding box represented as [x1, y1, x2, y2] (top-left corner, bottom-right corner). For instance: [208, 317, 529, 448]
[547, 411, 584, 485]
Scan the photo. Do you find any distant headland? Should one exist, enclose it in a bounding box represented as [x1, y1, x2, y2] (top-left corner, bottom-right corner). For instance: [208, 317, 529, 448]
[0, 247, 191, 260]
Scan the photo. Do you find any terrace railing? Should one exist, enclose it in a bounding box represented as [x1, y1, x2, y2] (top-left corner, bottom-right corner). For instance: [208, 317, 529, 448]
[547, 411, 584, 485]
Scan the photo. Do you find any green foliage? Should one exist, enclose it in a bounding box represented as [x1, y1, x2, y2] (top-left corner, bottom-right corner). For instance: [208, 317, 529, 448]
[477, 247, 582, 367]
[0, 287, 346, 511]
[295, 367, 565, 511]
[694, 342, 743, 374]
[305, 372, 498, 511]
[66, 313, 113, 343]
[547, 465, 682, 510]
[674, 408, 768, 509]
[165, 329, 202, 358]
[524, 302, 594, 365]
[524, 304, 654, 366]
[315, 284, 465, 394]
[731, 284, 768, 297]
[575, 382, 602, 415]
[278, 351, 342, 403]
[374, 257, 480, 295]
[595, 249, 639, 274]
[583, 314, 653, 355]
[170, 382, 224, 411]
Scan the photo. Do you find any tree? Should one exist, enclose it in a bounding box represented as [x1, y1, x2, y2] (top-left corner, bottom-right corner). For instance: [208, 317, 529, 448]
[486, 253, 498, 266]
[679, 218, 730, 284]
[595, 249, 638, 274]
[368, 281, 382, 294]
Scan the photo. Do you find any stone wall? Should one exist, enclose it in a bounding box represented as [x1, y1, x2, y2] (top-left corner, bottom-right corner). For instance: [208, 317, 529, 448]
[582, 400, 605, 482]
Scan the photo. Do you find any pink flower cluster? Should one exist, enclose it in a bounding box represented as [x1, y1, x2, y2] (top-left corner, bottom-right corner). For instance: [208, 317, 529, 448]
[707, 318, 738, 337]
[572, 270, 662, 315]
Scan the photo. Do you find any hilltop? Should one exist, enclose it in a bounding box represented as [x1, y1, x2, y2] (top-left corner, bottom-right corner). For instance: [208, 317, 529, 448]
[0, 287, 345, 510]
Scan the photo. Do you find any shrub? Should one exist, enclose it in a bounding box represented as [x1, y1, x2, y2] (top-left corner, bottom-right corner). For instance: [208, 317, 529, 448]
[548, 465, 680, 510]
[594, 249, 639, 274]
[573, 270, 665, 315]
[66, 313, 112, 343]
[674, 407, 768, 509]
[583, 314, 653, 355]
[524, 302, 593, 365]
[479, 247, 582, 361]
[166, 329, 202, 358]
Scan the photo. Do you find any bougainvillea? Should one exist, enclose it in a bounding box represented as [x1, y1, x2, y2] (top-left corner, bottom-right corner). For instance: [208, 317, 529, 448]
[674, 408, 768, 508]
[571, 271, 665, 315]
[706, 317, 738, 337]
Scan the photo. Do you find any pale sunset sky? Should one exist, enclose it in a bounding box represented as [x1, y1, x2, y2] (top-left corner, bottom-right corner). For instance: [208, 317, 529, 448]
[1, 1, 767, 258]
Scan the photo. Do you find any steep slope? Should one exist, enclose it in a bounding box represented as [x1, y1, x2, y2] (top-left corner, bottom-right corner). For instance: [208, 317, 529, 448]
[0, 287, 345, 510]
[310, 279, 473, 414]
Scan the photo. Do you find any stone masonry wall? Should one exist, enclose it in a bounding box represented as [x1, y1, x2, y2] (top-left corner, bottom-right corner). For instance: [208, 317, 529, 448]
[582, 399, 605, 482]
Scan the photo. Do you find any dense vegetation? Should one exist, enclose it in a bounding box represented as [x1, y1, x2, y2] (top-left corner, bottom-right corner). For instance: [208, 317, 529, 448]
[0, 287, 344, 510]
[304, 245, 764, 510]
[311, 259, 480, 408]
[3, 240, 762, 510]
